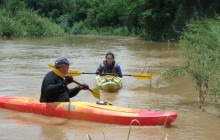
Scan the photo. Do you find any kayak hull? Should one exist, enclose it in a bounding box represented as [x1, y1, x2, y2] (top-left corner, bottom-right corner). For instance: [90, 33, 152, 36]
[95, 75, 122, 92]
[0, 96, 177, 126]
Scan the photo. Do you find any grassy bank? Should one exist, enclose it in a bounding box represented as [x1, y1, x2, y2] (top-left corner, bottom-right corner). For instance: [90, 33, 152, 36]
[170, 16, 220, 106]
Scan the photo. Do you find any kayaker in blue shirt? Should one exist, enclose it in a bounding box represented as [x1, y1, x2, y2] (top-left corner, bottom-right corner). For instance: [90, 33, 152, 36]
[96, 52, 122, 78]
[40, 56, 89, 102]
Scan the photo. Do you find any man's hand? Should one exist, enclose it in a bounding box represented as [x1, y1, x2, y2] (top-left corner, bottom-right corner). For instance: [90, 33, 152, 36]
[63, 76, 73, 85]
[78, 84, 89, 90]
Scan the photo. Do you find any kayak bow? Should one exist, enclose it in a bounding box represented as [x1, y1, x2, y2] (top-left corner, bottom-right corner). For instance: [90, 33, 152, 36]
[96, 75, 122, 92]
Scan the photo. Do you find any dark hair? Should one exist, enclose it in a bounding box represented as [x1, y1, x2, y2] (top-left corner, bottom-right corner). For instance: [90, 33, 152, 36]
[105, 52, 114, 59]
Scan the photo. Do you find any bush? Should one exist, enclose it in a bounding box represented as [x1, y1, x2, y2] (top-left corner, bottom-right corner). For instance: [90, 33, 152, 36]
[174, 16, 220, 105]
[0, 0, 65, 38]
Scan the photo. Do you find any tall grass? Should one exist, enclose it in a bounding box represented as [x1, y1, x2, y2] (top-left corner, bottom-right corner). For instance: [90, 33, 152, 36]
[172, 16, 220, 105]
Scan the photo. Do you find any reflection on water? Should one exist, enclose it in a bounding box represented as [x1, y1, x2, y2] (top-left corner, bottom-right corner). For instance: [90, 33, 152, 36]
[101, 90, 119, 102]
[0, 36, 220, 140]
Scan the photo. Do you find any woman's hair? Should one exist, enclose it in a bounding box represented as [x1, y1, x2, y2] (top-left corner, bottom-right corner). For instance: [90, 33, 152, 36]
[105, 52, 114, 59]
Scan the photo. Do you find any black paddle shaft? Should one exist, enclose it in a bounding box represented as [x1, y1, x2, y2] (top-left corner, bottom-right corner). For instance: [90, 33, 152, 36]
[83, 72, 117, 76]
[72, 80, 92, 92]
[82, 72, 131, 77]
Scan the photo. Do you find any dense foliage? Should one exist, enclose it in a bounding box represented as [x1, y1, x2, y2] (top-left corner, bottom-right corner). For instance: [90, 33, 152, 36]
[1, 0, 220, 40]
[171, 17, 220, 105]
[0, 0, 64, 38]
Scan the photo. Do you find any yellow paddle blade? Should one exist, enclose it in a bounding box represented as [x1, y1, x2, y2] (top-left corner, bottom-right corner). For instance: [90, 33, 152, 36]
[131, 73, 153, 80]
[91, 88, 100, 99]
[48, 64, 81, 77]
[67, 69, 82, 76]
[48, 64, 65, 78]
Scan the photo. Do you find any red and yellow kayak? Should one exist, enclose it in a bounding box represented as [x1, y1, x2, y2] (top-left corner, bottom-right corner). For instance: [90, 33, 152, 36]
[0, 96, 177, 126]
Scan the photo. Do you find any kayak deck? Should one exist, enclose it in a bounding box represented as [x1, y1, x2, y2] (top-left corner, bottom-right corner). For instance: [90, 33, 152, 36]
[0, 96, 177, 126]
[95, 75, 122, 92]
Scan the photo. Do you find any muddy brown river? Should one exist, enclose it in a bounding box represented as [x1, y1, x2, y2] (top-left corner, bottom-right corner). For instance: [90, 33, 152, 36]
[0, 35, 220, 140]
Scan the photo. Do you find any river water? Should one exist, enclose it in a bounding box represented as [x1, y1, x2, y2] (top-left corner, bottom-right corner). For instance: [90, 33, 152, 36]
[0, 35, 220, 140]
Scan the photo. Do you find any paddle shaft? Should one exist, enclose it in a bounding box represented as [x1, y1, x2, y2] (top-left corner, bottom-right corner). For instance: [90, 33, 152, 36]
[79, 72, 117, 76]
[78, 72, 147, 77]
[122, 74, 132, 76]
[81, 72, 115, 75]
[67, 67, 152, 79]
[72, 80, 92, 92]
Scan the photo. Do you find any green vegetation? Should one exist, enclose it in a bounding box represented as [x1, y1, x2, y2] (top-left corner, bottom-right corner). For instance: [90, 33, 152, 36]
[0, 0, 64, 38]
[1, 0, 220, 40]
[170, 17, 220, 105]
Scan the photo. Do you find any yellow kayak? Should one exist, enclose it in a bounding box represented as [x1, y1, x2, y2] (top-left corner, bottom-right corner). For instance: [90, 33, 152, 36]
[95, 75, 122, 92]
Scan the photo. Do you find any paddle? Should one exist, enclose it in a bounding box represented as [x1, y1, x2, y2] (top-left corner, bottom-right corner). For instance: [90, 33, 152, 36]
[72, 80, 100, 99]
[48, 64, 100, 99]
[68, 69, 152, 80]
